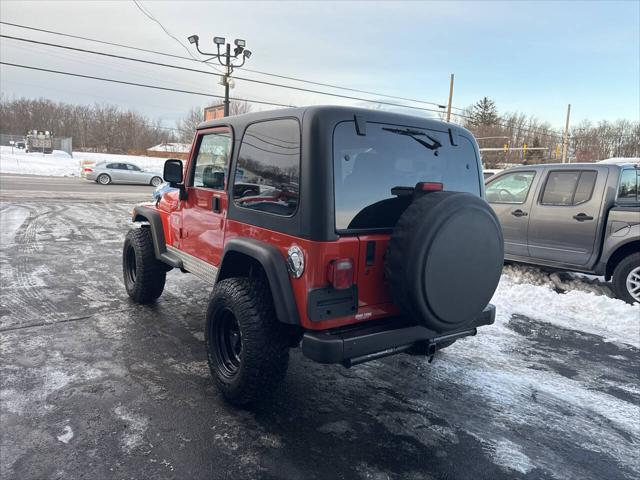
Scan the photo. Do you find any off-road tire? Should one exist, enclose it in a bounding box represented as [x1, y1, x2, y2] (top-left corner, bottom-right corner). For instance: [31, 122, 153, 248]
[122, 228, 166, 303]
[612, 253, 640, 304]
[205, 277, 289, 408]
[150, 176, 163, 187]
[97, 173, 111, 185]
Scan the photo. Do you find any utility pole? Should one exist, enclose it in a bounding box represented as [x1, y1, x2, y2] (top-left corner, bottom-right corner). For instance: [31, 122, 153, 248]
[187, 34, 252, 117]
[224, 43, 231, 116]
[446, 74, 455, 123]
[561, 103, 571, 163]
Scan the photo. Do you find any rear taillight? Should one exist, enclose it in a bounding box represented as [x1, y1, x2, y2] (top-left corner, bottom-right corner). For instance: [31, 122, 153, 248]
[84, 167, 93, 172]
[417, 182, 443, 192]
[327, 258, 354, 290]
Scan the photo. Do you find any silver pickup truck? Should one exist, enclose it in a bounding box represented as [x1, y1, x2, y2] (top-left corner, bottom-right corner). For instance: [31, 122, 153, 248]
[485, 162, 640, 303]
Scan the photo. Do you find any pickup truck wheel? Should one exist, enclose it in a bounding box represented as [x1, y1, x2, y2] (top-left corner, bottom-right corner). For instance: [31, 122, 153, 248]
[122, 228, 166, 303]
[205, 278, 289, 408]
[613, 253, 640, 304]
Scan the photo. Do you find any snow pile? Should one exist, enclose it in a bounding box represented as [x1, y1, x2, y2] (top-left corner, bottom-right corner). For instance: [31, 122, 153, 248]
[598, 157, 640, 165]
[502, 263, 614, 297]
[0, 146, 166, 177]
[147, 142, 190, 153]
[0, 147, 80, 177]
[72, 151, 165, 173]
[495, 265, 639, 348]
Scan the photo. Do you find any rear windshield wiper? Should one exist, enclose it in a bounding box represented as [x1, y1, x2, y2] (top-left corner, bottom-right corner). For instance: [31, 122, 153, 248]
[382, 127, 442, 151]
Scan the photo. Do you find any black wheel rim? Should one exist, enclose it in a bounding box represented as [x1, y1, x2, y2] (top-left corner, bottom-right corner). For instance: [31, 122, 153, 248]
[125, 244, 137, 286]
[212, 308, 242, 378]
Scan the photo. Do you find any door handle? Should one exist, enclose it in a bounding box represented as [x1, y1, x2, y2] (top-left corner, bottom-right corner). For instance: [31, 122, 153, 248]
[573, 213, 593, 221]
[212, 196, 221, 213]
[511, 209, 528, 217]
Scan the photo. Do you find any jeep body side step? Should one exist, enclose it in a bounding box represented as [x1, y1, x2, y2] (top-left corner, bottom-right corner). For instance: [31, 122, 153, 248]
[302, 304, 496, 366]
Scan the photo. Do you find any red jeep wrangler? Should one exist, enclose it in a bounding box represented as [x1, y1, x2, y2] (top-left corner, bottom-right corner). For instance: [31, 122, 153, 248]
[122, 106, 503, 406]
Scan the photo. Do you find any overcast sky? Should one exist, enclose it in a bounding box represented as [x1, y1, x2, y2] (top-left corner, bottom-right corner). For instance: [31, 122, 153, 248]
[1, 0, 638, 129]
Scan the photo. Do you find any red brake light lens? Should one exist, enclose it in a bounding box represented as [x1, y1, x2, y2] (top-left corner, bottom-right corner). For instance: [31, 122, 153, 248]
[327, 258, 354, 290]
[84, 168, 93, 172]
[418, 182, 443, 192]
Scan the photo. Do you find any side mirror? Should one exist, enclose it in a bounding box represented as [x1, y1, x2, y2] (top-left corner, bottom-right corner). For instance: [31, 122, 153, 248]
[164, 159, 187, 200]
[164, 159, 183, 186]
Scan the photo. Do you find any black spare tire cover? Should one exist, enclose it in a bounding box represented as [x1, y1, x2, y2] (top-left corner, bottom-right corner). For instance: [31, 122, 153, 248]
[385, 191, 504, 332]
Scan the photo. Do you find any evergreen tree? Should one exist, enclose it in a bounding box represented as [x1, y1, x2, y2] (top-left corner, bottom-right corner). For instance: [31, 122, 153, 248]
[470, 97, 499, 126]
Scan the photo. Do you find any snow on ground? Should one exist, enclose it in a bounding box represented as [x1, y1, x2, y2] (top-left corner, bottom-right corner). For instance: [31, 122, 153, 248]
[74, 151, 165, 173]
[495, 264, 639, 347]
[0, 146, 166, 177]
[0, 147, 80, 177]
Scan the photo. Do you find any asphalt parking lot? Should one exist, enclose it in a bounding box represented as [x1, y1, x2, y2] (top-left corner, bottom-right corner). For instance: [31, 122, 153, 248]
[1, 180, 638, 480]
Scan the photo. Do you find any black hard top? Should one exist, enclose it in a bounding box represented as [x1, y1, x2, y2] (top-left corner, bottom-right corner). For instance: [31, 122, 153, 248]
[197, 105, 473, 136]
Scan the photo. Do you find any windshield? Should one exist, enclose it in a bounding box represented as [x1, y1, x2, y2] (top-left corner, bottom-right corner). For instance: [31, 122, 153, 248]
[333, 121, 481, 231]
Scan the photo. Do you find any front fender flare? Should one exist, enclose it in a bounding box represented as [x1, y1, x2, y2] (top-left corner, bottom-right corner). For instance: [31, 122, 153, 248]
[132, 205, 182, 269]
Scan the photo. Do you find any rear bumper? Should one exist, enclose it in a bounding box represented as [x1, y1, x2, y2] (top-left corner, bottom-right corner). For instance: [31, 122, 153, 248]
[301, 304, 496, 366]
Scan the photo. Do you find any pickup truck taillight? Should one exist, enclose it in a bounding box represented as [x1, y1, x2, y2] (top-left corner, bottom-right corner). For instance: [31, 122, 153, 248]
[327, 258, 354, 290]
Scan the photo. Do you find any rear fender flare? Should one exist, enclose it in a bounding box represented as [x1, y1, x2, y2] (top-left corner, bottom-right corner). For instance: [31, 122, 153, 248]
[218, 238, 300, 325]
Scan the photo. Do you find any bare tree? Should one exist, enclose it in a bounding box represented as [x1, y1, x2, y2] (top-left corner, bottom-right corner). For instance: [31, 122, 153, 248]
[176, 100, 253, 142]
[0, 97, 175, 152]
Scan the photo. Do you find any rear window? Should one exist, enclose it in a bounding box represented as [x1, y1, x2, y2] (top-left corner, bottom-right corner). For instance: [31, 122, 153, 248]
[333, 121, 480, 231]
[618, 169, 639, 203]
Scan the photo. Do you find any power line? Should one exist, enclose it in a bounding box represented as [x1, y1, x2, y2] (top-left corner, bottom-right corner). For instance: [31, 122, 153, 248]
[0, 28, 572, 138]
[130, 0, 224, 75]
[0, 61, 296, 108]
[0, 20, 458, 111]
[1, 34, 225, 78]
[0, 34, 450, 116]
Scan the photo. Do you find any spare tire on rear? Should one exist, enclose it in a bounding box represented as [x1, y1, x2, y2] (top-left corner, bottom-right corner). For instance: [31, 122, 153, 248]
[385, 191, 503, 332]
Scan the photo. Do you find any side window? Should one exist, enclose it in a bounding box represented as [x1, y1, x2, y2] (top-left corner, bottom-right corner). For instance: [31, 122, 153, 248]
[126, 164, 141, 171]
[618, 169, 639, 203]
[233, 119, 300, 216]
[573, 171, 597, 204]
[106, 163, 118, 169]
[485, 171, 536, 204]
[541, 170, 597, 206]
[191, 130, 232, 189]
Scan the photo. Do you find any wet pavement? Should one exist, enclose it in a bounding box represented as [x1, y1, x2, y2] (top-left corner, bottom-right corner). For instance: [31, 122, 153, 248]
[1, 198, 638, 480]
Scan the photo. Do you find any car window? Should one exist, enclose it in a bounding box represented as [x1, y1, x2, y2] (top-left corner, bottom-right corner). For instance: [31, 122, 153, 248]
[333, 122, 481, 230]
[485, 171, 536, 204]
[126, 164, 141, 171]
[106, 163, 117, 169]
[573, 171, 597, 204]
[233, 119, 300, 216]
[541, 170, 597, 206]
[191, 129, 232, 189]
[618, 169, 639, 203]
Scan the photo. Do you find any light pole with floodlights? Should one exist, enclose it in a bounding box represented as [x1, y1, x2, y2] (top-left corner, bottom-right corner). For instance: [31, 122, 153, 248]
[187, 34, 252, 117]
